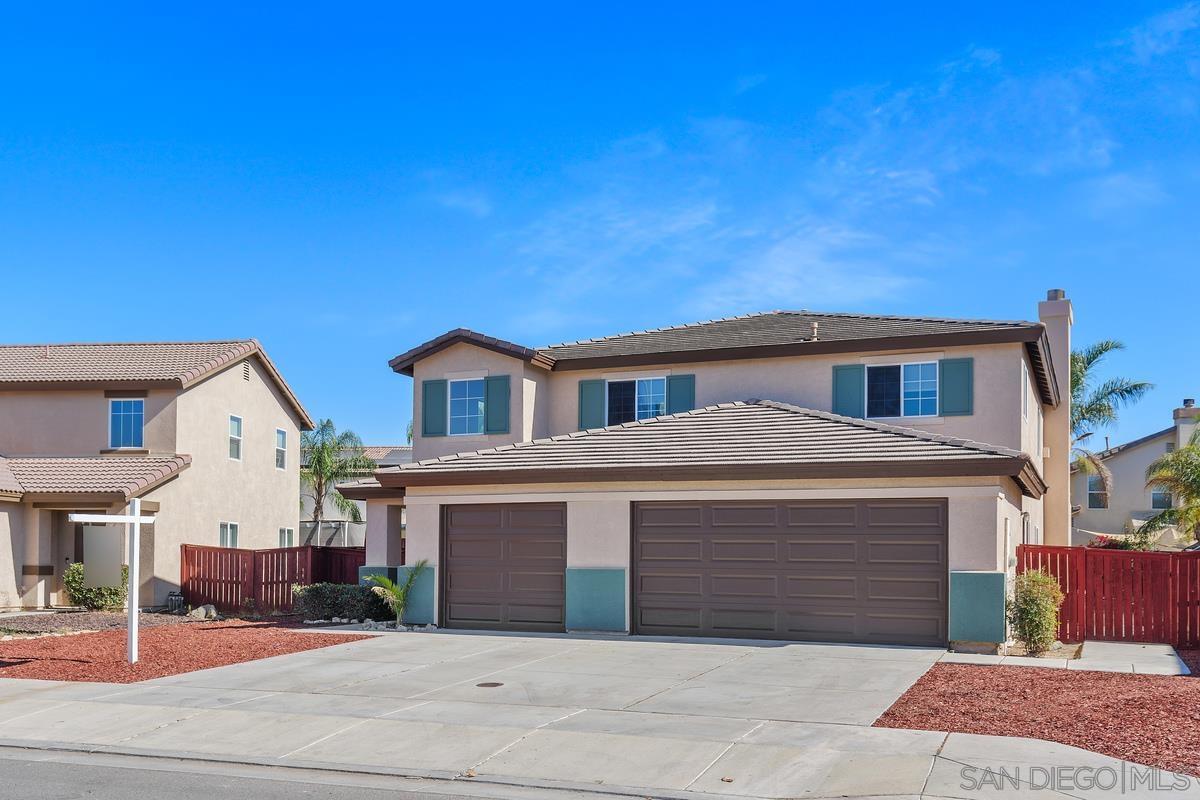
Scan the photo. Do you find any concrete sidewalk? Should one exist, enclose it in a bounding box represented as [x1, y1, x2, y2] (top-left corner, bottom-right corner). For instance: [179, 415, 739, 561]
[0, 631, 1195, 799]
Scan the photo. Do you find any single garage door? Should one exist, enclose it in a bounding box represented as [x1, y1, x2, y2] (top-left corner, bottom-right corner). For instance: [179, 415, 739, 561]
[441, 503, 567, 632]
[633, 499, 947, 646]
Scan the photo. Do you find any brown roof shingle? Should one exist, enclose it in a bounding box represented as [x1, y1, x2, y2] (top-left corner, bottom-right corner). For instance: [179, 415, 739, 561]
[0, 340, 313, 429]
[2, 455, 191, 499]
[375, 400, 1045, 496]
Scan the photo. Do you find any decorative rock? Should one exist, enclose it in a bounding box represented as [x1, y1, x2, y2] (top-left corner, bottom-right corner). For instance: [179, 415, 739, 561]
[187, 604, 219, 620]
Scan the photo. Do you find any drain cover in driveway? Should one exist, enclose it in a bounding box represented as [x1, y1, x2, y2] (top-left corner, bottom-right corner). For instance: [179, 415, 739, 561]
[475, 682, 504, 688]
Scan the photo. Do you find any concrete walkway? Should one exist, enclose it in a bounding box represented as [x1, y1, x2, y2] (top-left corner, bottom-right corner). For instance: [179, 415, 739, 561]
[0, 630, 1195, 799]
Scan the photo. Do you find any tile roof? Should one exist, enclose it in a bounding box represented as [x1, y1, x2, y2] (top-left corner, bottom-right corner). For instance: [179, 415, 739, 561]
[0, 455, 191, 499]
[0, 458, 21, 496]
[387, 311, 1058, 406]
[539, 310, 1042, 361]
[0, 340, 313, 429]
[303, 446, 413, 471]
[373, 400, 1044, 496]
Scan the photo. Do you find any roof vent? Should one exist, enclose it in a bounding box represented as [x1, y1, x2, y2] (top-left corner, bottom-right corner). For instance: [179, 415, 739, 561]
[1046, 289, 1066, 301]
[242, 362, 251, 381]
[809, 321, 819, 341]
[1185, 398, 1196, 408]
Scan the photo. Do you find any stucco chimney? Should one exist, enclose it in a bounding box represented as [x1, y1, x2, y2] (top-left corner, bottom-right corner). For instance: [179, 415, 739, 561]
[1038, 288, 1073, 545]
[1176, 397, 1199, 449]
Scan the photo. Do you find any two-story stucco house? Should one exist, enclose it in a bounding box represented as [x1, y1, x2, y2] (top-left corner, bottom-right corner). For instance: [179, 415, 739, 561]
[0, 340, 314, 608]
[1071, 398, 1198, 547]
[342, 290, 1073, 652]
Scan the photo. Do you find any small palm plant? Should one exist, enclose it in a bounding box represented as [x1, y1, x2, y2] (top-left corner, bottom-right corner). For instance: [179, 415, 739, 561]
[1142, 429, 1200, 542]
[368, 559, 429, 627]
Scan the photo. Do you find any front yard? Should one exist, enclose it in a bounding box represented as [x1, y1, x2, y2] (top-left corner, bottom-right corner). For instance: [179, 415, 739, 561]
[876, 650, 1200, 777]
[0, 617, 369, 682]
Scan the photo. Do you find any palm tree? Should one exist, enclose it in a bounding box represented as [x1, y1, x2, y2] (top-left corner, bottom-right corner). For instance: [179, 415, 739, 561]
[301, 419, 377, 527]
[1142, 429, 1200, 540]
[1070, 340, 1152, 498]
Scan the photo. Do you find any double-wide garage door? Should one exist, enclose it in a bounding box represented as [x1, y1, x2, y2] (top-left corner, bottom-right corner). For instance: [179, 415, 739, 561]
[441, 499, 947, 646]
[632, 500, 948, 646]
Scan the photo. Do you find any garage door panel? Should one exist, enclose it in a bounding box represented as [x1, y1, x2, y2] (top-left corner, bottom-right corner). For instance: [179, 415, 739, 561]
[786, 504, 858, 527]
[786, 539, 858, 563]
[637, 506, 704, 528]
[711, 573, 778, 598]
[711, 539, 778, 562]
[866, 539, 944, 565]
[634, 499, 947, 647]
[443, 503, 566, 633]
[638, 539, 703, 561]
[638, 572, 702, 596]
[786, 575, 858, 601]
[711, 505, 778, 527]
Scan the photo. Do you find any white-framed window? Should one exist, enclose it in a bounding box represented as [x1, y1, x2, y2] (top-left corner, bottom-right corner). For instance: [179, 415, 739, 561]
[449, 378, 486, 435]
[275, 429, 287, 470]
[1151, 489, 1173, 510]
[219, 521, 239, 548]
[607, 377, 666, 425]
[1022, 360, 1030, 420]
[278, 527, 294, 547]
[1087, 475, 1108, 509]
[228, 415, 243, 460]
[866, 362, 938, 418]
[108, 398, 145, 449]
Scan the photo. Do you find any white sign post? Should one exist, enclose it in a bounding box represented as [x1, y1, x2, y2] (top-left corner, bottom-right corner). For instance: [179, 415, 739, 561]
[69, 498, 154, 664]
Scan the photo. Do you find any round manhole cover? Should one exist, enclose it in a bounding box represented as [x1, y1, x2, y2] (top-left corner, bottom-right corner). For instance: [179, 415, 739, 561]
[475, 681, 504, 688]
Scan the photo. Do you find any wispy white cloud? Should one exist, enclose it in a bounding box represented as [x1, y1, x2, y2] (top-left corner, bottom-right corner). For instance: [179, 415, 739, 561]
[1127, 3, 1199, 62]
[734, 73, 768, 95]
[434, 188, 493, 218]
[1078, 171, 1168, 216]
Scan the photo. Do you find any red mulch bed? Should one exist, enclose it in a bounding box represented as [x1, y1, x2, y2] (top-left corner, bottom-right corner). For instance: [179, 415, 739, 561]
[876, 650, 1200, 777]
[0, 620, 369, 683]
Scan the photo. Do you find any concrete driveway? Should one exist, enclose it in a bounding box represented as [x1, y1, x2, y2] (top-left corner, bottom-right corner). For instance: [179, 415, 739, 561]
[0, 630, 1195, 798]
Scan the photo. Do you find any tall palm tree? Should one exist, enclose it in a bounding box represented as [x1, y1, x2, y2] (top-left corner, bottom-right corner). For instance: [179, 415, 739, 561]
[1142, 429, 1200, 539]
[301, 419, 377, 527]
[1070, 340, 1152, 497]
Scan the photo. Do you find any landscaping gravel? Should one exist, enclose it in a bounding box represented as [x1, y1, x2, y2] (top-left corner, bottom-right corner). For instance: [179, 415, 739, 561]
[876, 652, 1200, 778]
[0, 611, 192, 635]
[0, 620, 369, 682]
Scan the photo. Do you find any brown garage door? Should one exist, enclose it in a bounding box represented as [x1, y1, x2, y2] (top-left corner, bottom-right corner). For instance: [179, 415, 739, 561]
[633, 499, 947, 646]
[441, 503, 567, 632]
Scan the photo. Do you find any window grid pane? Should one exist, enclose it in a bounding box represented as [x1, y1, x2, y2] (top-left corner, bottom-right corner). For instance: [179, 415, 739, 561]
[448, 379, 485, 435]
[902, 363, 938, 417]
[635, 378, 666, 420]
[607, 380, 636, 426]
[866, 366, 901, 418]
[109, 399, 145, 448]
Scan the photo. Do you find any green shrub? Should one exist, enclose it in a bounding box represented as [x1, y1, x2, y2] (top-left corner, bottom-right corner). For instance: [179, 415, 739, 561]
[62, 562, 128, 610]
[1007, 569, 1064, 656]
[292, 582, 390, 621]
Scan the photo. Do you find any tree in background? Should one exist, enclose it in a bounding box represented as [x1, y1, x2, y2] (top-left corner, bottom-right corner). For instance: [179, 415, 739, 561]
[301, 419, 376, 526]
[1070, 340, 1152, 501]
[1142, 429, 1200, 541]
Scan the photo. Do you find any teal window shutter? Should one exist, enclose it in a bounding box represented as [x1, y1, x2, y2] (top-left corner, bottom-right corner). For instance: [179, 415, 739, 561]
[831, 365, 865, 418]
[421, 379, 448, 437]
[939, 358, 974, 416]
[484, 375, 510, 434]
[665, 374, 696, 414]
[578, 379, 606, 430]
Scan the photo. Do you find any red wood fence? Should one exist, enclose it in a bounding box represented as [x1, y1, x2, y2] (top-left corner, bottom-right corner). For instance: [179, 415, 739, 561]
[1017, 544, 1200, 646]
[180, 544, 366, 613]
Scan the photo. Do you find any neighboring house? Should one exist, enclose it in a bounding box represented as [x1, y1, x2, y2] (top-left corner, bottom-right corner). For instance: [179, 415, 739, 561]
[0, 341, 313, 608]
[300, 445, 411, 546]
[1071, 398, 1199, 547]
[341, 290, 1073, 652]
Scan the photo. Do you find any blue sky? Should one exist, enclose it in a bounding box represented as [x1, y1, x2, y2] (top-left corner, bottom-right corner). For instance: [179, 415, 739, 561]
[1, 3, 1195, 445]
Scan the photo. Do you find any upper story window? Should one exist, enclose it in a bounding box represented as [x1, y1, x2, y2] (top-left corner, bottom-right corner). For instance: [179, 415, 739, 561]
[866, 362, 937, 419]
[449, 378, 486, 435]
[1087, 475, 1108, 509]
[229, 415, 243, 460]
[278, 527, 294, 547]
[1151, 489, 1173, 510]
[108, 399, 145, 449]
[608, 377, 666, 425]
[219, 521, 239, 547]
[275, 429, 287, 469]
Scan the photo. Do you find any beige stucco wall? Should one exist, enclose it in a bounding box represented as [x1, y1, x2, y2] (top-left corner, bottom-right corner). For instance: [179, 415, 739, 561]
[0, 388, 178, 456]
[138, 357, 302, 605]
[1072, 430, 1174, 536]
[393, 477, 1021, 626]
[0, 501, 23, 609]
